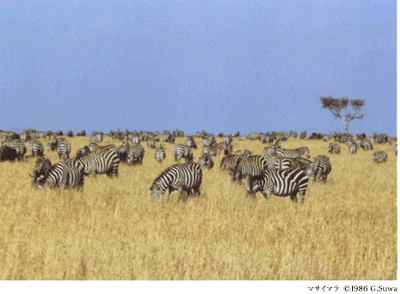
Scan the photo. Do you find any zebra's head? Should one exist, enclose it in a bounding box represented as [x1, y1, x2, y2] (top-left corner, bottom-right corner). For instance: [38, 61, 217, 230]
[149, 183, 164, 201]
[305, 165, 316, 180]
[30, 157, 52, 185]
[198, 154, 214, 170]
[304, 148, 311, 158]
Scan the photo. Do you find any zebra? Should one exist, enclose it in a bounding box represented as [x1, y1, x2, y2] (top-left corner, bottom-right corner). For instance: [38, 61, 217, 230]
[197, 154, 214, 170]
[243, 168, 309, 202]
[29, 157, 84, 190]
[127, 143, 145, 165]
[173, 144, 193, 162]
[233, 155, 268, 190]
[360, 139, 373, 150]
[155, 145, 166, 163]
[75, 147, 120, 178]
[29, 140, 44, 157]
[202, 136, 216, 147]
[89, 143, 117, 153]
[57, 141, 72, 161]
[262, 140, 281, 157]
[147, 139, 155, 149]
[328, 143, 341, 154]
[274, 157, 295, 170]
[349, 143, 357, 154]
[394, 144, 397, 156]
[150, 162, 203, 202]
[306, 155, 332, 183]
[131, 136, 140, 144]
[276, 146, 310, 159]
[223, 135, 233, 145]
[201, 144, 223, 157]
[90, 132, 103, 143]
[185, 137, 197, 149]
[372, 151, 388, 163]
[116, 142, 130, 162]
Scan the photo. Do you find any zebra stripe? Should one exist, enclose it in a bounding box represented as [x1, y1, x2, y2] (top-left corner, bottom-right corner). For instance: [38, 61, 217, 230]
[147, 139, 155, 149]
[274, 157, 294, 170]
[173, 144, 193, 162]
[328, 143, 341, 154]
[306, 155, 332, 183]
[185, 137, 197, 149]
[127, 143, 145, 164]
[361, 139, 373, 150]
[201, 144, 223, 157]
[155, 145, 166, 163]
[276, 146, 310, 158]
[372, 151, 388, 163]
[243, 168, 308, 202]
[2, 139, 26, 161]
[349, 143, 357, 154]
[29, 140, 44, 157]
[75, 148, 120, 178]
[30, 158, 84, 190]
[234, 155, 268, 187]
[150, 162, 203, 202]
[57, 141, 71, 161]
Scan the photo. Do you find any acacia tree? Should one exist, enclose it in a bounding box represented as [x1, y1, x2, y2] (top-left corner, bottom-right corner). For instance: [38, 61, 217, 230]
[320, 96, 366, 134]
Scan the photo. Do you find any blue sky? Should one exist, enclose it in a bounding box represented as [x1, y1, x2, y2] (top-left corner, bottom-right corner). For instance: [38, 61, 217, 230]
[0, 0, 396, 136]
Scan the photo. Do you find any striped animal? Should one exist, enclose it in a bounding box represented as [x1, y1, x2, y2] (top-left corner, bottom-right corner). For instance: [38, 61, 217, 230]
[150, 162, 203, 202]
[276, 146, 310, 159]
[201, 144, 223, 157]
[127, 143, 145, 164]
[360, 139, 373, 150]
[29, 140, 44, 157]
[2, 139, 26, 161]
[147, 139, 155, 149]
[328, 143, 341, 154]
[349, 143, 357, 154]
[173, 144, 193, 162]
[306, 155, 332, 183]
[75, 147, 120, 178]
[394, 144, 397, 156]
[234, 155, 268, 189]
[243, 168, 308, 202]
[185, 137, 197, 149]
[155, 145, 166, 163]
[372, 151, 388, 163]
[89, 143, 117, 153]
[197, 154, 214, 170]
[57, 141, 72, 160]
[29, 157, 84, 190]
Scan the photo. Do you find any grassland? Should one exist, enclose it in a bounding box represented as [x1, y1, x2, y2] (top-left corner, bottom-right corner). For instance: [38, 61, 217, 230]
[0, 136, 396, 280]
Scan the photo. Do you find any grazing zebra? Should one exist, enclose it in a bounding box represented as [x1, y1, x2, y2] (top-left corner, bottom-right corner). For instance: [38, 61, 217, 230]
[328, 143, 341, 154]
[173, 144, 193, 162]
[127, 143, 145, 164]
[394, 144, 397, 156]
[155, 145, 166, 163]
[202, 136, 216, 147]
[75, 148, 120, 178]
[306, 155, 332, 183]
[262, 140, 281, 157]
[276, 146, 310, 159]
[360, 139, 373, 150]
[243, 168, 308, 202]
[57, 141, 71, 161]
[372, 151, 388, 163]
[150, 162, 203, 202]
[29, 140, 44, 157]
[201, 144, 223, 157]
[29, 157, 84, 190]
[147, 139, 155, 149]
[349, 143, 357, 154]
[234, 155, 268, 190]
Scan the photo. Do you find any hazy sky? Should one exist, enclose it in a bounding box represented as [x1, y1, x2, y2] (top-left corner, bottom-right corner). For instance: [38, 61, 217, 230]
[0, 0, 396, 136]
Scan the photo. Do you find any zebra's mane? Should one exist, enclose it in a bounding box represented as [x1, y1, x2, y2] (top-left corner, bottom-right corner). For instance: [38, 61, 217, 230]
[150, 164, 178, 189]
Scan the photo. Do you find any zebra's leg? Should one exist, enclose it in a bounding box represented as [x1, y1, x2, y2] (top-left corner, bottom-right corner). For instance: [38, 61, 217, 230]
[193, 184, 201, 196]
[290, 192, 298, 203]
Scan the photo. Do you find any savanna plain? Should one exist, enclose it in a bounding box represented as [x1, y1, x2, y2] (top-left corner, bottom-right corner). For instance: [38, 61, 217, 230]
[0, 135, 396, 280]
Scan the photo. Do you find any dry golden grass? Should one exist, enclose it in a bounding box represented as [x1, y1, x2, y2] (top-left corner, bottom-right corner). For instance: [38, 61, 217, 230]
[0, 136, 396, 280]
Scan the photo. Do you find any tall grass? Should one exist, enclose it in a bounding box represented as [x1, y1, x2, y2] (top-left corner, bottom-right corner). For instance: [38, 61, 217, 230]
[0, 136, 396, 280]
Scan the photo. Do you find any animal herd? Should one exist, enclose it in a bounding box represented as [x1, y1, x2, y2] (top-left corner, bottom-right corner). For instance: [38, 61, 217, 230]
[0, 129, 396, 203]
